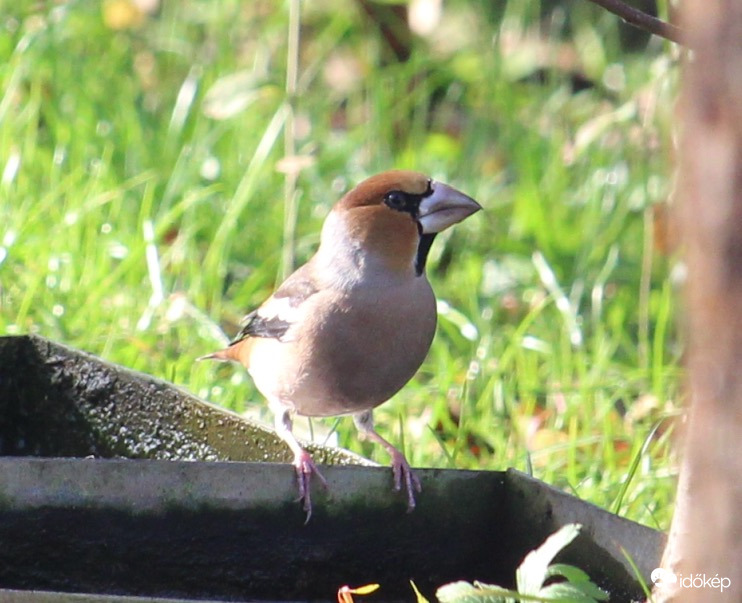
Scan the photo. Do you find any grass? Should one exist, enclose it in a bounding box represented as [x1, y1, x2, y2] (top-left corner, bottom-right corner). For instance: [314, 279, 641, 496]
[1, 0, 680, 530]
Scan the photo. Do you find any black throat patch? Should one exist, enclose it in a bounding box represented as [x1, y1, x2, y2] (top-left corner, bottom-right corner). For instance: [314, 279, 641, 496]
[415, 231, 437, 276]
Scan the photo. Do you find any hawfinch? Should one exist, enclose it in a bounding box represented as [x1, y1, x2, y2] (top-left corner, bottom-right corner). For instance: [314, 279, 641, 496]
[202, 170, 481, 519]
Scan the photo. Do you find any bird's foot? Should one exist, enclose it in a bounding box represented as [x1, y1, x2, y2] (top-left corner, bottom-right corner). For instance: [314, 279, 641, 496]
[390, 449, 422, 512]
[293, 449, 328, 523]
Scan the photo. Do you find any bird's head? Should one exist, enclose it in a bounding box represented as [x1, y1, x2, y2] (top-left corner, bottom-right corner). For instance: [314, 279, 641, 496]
[320, 170, 481, 280]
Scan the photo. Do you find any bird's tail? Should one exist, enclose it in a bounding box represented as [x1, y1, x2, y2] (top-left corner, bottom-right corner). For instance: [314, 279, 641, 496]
[196, 347, 238, 362]
[197, 337, 254, 364]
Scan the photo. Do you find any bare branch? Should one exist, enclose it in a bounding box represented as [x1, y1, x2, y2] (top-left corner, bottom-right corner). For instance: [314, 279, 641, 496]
[585, 0, 685, 46]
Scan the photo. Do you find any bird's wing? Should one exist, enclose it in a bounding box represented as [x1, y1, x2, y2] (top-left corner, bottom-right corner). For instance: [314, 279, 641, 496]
[231, 263, 319, 344]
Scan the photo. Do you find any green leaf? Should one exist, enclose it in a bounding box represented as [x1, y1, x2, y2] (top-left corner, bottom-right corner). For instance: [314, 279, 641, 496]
[544, 564, 608, 600]
[410, 580, 431, 603]
[516, 524, 582, 595]
[545, 564, 591, 583]
[538, 581, 608, 602]
[436, 580, 517, 603]
[437, 525, 607, 603]
[538, 582, 595, 601]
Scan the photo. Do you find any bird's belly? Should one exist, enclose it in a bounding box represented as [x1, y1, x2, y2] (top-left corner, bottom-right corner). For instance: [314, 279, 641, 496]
[249, 280, 437, 417]
[296, 321, 435, 416]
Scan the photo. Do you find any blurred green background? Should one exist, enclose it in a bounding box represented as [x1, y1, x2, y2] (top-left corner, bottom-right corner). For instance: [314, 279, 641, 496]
[0, 0, 679, 528]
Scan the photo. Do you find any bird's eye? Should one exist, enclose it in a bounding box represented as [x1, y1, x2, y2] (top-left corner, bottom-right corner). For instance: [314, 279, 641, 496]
[384, 191, 407, 210]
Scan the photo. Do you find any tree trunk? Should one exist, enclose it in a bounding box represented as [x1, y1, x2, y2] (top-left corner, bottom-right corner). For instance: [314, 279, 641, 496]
[657, 1, 742, 600]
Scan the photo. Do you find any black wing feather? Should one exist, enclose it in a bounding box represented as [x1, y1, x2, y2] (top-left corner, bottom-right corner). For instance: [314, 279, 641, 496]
[232, 310, 292, 343]
[230, 266, 319, 344]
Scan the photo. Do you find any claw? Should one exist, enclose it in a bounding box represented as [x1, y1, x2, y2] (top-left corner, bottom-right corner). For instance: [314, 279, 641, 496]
[390, 448, 422, 512]
[293, 449, 328, 523]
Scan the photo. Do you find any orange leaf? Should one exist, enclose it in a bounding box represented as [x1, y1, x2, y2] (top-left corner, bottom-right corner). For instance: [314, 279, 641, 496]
[337, 583, 380, 603]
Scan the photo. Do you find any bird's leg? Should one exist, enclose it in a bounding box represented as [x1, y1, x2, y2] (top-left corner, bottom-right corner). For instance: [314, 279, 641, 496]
[353, 410, 422, 511]
[270, 400, 328, 522]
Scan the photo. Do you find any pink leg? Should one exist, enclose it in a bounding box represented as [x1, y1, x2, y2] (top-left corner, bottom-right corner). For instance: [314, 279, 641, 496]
[292, 448, 328, 523]
[353, 411, 422, 511]
[271, 402, 328, 522]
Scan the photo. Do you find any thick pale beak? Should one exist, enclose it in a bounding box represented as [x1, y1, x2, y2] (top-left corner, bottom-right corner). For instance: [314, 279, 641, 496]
[418, 181, 482, 234]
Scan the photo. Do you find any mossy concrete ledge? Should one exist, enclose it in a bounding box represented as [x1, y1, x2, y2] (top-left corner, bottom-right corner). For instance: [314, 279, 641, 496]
[0, 335, 665, 602]
[0, 334, 367, 465]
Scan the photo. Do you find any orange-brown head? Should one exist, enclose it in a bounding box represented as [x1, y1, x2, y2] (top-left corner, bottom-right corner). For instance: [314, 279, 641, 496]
[319, 170, 481, 281]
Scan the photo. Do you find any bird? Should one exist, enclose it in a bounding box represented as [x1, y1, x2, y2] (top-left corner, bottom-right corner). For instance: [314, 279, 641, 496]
[201, 170, 481, 520]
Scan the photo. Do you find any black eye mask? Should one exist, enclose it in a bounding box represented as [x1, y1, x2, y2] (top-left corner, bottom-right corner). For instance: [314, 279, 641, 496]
[382, 182, 437, 277]
[382, 180, 434, 219]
